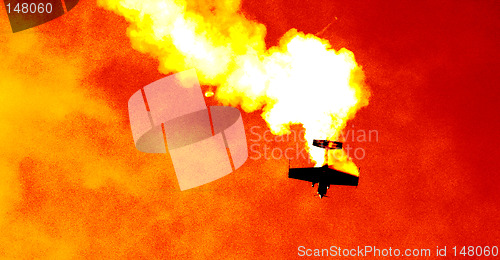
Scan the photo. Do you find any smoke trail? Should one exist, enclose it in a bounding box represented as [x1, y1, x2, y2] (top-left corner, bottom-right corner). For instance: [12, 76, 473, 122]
[98, 0, 370, 170]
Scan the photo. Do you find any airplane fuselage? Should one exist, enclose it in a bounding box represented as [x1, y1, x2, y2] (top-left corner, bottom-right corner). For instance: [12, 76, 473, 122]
[317, 181, 329, 198]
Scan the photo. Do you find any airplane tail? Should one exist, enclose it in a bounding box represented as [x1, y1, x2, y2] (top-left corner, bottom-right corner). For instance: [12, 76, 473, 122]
[314, 194, 329, 199]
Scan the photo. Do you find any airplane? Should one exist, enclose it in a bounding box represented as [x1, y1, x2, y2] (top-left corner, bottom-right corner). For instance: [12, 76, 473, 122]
[288, 140, 359, 198]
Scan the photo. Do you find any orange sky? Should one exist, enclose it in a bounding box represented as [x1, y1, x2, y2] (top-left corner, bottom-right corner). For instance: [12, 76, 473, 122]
[0, 0, 498, 258]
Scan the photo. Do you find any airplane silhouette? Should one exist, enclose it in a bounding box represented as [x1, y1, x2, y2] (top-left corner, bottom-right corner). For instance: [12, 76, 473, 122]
[288, 140, 359, 198]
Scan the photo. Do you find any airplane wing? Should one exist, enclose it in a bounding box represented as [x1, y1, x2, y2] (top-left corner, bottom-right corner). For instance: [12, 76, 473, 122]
[323, 168, 359, 186]
[312, 139, 343, 149]
[288, 167, 322, 183]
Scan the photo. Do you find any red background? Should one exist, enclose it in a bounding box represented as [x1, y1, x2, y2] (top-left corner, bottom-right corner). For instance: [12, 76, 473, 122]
[0, 0, 498, 258]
